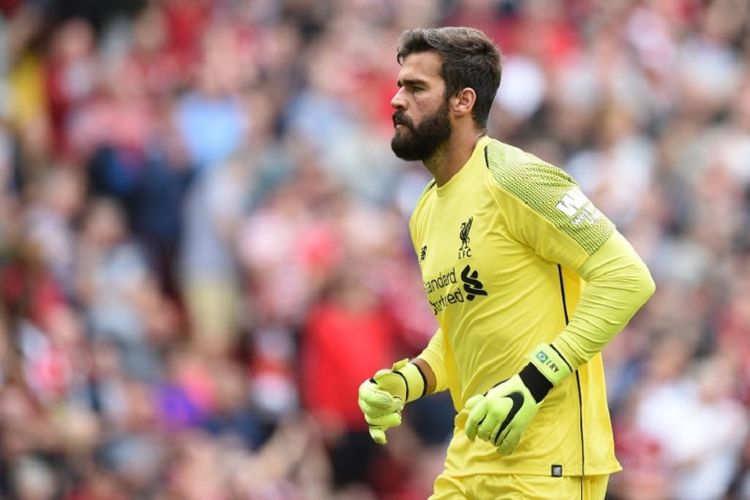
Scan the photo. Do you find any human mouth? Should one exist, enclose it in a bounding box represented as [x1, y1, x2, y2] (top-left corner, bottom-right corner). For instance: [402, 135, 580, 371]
[394, 120, 411, 132]
[393, 112, 409, 129]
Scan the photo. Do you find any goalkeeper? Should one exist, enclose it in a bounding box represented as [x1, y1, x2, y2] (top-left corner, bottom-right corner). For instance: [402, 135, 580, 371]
[359, 27, 655, 499]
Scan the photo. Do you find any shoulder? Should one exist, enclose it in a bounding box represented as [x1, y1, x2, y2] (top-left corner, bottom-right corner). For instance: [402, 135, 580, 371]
[483, 138, 614, 255]
[411, 179, 436, 216]
[417, 178, 437, 202]
[408, 179, 436, 233]
[483, 138, 576, 200]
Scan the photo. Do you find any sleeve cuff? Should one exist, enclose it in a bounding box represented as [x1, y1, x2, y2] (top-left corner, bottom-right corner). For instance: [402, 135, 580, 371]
[525, 343, 573, 389]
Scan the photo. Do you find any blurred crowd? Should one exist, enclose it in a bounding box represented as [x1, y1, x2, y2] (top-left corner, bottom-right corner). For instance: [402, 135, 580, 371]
[0, 0, 749, 498]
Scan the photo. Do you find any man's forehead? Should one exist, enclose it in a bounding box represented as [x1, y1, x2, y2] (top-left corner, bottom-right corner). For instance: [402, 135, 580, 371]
[398, 51, 442, 80]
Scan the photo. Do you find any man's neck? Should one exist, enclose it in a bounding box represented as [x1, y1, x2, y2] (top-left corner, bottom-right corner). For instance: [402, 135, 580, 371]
[424, 128, 486, 187]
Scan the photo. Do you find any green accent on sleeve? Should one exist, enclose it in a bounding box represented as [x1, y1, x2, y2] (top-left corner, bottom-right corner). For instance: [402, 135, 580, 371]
[484, 141, 614, 256]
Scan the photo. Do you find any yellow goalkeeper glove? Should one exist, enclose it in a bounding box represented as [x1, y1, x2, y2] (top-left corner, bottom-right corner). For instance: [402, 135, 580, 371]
[358, 359, 426, 444]
[464, 343, 572, 455]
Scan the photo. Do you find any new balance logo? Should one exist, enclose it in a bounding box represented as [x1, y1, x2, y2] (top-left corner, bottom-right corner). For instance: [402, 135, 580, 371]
[461, 265, 487, 301]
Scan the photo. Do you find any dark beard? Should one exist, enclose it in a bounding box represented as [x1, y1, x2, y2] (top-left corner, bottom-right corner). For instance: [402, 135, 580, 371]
[391, 101, 452, 161]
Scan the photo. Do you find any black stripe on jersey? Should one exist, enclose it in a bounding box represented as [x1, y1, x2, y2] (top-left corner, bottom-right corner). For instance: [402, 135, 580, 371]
[557, 264, 585, 494]
[484, 144, 490, 168]
[550, 344, 573, 373]
[557, 265, 570, 324]
[575, 373, 584, 498]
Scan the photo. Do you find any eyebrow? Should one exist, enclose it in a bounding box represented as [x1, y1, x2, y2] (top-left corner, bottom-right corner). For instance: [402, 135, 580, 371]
[397, 78, 428, 88]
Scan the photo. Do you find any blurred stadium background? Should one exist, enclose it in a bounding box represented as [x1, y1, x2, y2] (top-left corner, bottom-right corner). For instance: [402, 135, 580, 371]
[0, 0, 749, 498]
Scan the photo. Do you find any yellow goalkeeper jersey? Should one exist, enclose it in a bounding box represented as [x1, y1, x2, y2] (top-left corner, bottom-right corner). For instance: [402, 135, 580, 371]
[410, 136, 621, 477]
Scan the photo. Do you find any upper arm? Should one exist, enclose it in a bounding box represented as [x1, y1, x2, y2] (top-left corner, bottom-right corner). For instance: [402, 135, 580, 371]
[486, 144, 614, 271]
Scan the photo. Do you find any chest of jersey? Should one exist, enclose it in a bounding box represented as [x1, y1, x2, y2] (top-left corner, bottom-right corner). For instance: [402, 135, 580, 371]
[417, 196, 498, 316]
[414, 180, 564, 354]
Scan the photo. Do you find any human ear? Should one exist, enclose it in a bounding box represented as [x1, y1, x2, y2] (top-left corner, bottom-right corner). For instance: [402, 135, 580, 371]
[451, 88, 476, 117]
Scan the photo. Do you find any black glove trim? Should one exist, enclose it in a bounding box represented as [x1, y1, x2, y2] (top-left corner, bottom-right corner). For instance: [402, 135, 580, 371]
[413, 363, 428, 399]
[519, 363, 553, 403]
[393, 371, 409, 402]
[492, 391, 524, 445]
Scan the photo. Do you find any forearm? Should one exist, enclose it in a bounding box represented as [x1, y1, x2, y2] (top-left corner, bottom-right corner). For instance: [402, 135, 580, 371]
[412, 358, 437, 395]
[416, 328, 448, 394]
[463, 232, 655, 453]
[553, 230, 656, 370]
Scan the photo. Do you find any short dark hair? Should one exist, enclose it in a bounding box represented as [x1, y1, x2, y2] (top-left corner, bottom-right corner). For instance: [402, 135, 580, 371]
[397, 27, 502, 129]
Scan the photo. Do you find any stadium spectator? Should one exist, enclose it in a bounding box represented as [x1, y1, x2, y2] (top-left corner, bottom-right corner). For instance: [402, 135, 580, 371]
[0, 0, 748, 497]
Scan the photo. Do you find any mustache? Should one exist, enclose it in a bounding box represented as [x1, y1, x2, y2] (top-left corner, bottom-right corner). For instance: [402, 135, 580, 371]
[392, 111, 413, 128]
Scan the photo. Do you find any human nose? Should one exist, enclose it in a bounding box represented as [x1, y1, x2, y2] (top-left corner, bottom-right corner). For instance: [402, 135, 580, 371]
[390, 87, 406, 109]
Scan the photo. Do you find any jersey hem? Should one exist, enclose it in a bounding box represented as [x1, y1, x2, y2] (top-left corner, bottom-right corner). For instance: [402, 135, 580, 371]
[441, 464, 622, 478]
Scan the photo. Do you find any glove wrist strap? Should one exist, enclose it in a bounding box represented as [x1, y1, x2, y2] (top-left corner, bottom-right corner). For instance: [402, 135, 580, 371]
[391, 359, 426, 404]
[518, 363, 553, 403]
[522, 343, 573, 403]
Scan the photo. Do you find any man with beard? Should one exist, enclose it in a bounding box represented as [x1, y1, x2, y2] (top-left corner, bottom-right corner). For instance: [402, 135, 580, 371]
[358, 27, 655, 499]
